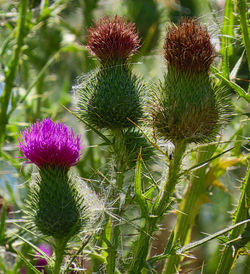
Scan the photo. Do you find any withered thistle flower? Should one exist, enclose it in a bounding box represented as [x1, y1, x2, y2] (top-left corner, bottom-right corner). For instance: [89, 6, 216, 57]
[78, 15, 144, 130]
[164, 18, 215, 73]
[86, 15, 141, 63]
[149, 18, 230, 144]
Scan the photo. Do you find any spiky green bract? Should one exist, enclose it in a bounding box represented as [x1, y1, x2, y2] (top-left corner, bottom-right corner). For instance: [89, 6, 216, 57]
[149, 67, 230, 143]
[123, 129, 155, 168]
[26, 167, 88, 240]
[78, 63, 144, 130]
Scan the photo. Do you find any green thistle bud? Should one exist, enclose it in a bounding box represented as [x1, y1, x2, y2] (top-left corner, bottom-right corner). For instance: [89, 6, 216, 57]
[77, 16, 144, 130]
[78, 65, 144, 129]
[27, 167, 87, 239]
[149, 18, 230, 144]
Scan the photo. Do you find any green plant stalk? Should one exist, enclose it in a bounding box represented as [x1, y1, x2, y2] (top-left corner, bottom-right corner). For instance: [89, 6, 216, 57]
[0, 0, 28, 149]
[53, 238, 67, 274]
[34, 74, 45, 120]
[216, 164, 250, 274]
[128, 141, 186, 273]
[163, 145, 216, 273]
[220, 0, 234, 78]
[237, 0, 250, 73]
[106, 129, 126, 274]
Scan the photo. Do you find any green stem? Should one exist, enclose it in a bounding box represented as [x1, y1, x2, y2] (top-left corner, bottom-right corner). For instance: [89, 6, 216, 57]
[53, 238, 67, 274]
[216, 165, 250, 274]
[34, 74, 45, 120]
[237, 0, 250, 73]
[0, 0, 28, 149]
[127, 141, 186, 273]
[163, 145, 216, 273]
[106, 129, 126, 274]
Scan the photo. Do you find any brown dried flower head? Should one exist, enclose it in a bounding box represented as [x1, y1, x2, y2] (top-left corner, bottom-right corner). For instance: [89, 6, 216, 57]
[164, 18, 215, 72]
[86, 15, 141, 62]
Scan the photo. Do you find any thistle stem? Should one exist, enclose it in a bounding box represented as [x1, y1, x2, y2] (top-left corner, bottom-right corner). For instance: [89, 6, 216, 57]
[53, 238, 67, 274]
[216, 165, 250, 274]
[128, 141, 186, 273]
[106, 129, 126, 274]
[163, 145, 216, 273]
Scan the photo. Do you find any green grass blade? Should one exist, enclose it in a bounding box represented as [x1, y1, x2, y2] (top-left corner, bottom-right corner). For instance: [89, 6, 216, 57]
[237, 0, 250, 73]
[230, 50, 245, 80]
[64, 236, 91, 273]
[14, 249, 40, 274]
[211, 66, 250, 102]
[12, 233, 52, 264]
[184, 147, 233, 174]
[0, 202, 6, 244]
[220, 0, 234, 77]
[216, 165, 250, 273]
[177, 219, 250, 254]
[135, 149, 148, 218]
[62, 105, 112, 145]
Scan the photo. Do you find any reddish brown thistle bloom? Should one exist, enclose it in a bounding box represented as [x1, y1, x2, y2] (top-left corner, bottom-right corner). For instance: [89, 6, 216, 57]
[86, 15, 141, 62]
[164, 18, 215, 73]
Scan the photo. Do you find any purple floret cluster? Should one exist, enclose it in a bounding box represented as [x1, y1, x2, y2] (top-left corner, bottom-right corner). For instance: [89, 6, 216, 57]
[18, 119, 81, 169]
[21, 243, 52, 274]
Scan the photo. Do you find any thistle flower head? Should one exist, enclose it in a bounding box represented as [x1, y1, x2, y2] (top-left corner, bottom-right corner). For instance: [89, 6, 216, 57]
[18, 119, 81, 169]
[86, 15, 141, 62]
[164, 18, 215, 72]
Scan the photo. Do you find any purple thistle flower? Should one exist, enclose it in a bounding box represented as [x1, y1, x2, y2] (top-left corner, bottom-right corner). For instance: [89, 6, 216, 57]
[18, 119, 81, 169]
[35, 243, 52, 272]
[21, 243, 52, 273]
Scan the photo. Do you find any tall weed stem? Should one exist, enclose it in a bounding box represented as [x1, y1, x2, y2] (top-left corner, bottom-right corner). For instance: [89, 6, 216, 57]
[53, 238, 67, 274]
[163, 145, 216, 273]
[106, 129, 126, 274]
[128, 141, 186, 273]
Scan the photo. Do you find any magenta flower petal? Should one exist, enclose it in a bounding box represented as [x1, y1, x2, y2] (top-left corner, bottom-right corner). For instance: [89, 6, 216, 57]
[35, 243, 52, 272]
[18, 119, 82, 169]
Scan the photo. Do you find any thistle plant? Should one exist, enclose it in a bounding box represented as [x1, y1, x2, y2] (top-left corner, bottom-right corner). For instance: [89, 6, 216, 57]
[128, 18, 230, 273]
[18, 119, 89, 274]
[77, 15, 150, 273]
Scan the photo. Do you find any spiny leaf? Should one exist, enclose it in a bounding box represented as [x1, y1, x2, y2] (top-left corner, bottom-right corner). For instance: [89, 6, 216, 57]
[211, 66, 250, 102]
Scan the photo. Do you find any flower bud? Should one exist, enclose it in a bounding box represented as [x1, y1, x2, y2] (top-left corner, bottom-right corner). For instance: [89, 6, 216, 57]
[86, 15, 140, 63]
[149, 18, 230, 144]
[78, 65, 144, 129]
[78, 16, 144, 130]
